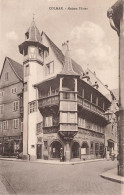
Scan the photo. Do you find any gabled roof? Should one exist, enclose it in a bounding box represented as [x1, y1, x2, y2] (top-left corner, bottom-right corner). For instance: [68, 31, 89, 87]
[86, 68, 114, 101]
[0, 57, 23, 81]
[43, 32, 84, 76]
[112, 88, 119, 101]
[86, 68, 108, 88]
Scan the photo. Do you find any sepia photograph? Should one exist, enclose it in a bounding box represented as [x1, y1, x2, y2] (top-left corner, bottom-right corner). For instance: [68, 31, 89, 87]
[0, 0, 123, 194]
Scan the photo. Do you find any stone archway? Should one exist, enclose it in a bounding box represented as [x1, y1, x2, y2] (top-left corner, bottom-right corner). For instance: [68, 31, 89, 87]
[50, 141, 63, 159]
[71, 141, 80, 158]
[81, 142, 89, 155]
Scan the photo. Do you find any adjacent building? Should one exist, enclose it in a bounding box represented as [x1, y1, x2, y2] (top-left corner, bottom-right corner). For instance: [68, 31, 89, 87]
[0, 57, 23, 155]
[0, 20, 117, 161]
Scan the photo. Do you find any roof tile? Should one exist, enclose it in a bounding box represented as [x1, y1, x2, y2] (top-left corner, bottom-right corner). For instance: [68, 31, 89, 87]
[7, 57, 23, 80]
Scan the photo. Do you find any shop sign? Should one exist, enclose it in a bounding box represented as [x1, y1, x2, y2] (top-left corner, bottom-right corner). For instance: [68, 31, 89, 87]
[81, 148, 86, 155]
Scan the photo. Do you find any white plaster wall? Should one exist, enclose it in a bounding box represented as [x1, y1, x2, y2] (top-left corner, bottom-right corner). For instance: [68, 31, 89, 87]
[28, 112, 37, 156]
[23, 90, 28, 155]
[42, 34, 63, 80]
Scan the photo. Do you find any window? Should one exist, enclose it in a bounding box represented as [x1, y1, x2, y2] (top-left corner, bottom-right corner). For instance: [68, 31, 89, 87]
[13, 119, 19, 129]
[11, 88, 17, 94]
[25, 64, 29, 76]
[0, 104, 4, 114]
[45, 61, 54, 75]
[61, 113, 68, 123]
[92, 123, 97, 131]
[39, 48, 43, 57]
[21, 122, 23, 132]
[0, 91, 4, 98]
[29, 101, 37, 113]
[5, 72, 9, 81]
[25, 32, 29, 39]
[44, 141, 48, 150]
[100, 144, 104, 154]
[0, 122, 2, 130]
[3, 121, 8, 130]
[63, 92, 75, 100]
[13, 101, 19, 111]
[78, 117, 85, 128]
[36, 122, 43, 135]
[61, 113, 76, 123]
[90, 142, 94, 154]
[95, 143, 99, 156]
[44, 116, 52, 127]
[69, 113, 76, 123]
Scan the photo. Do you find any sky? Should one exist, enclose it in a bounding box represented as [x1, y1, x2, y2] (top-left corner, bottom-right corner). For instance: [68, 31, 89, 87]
[0, 0, 119, 89]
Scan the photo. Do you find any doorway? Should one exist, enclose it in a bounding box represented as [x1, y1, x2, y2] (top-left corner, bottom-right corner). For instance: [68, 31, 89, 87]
[50, 141, 63, 159]
[71, 142, 80, 158]
[37, 144, 42, 159]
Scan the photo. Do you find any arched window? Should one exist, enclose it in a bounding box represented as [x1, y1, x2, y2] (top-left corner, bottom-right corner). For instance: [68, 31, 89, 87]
[72, 142, 80, 158]
[50, 141, 63, 159]
[90, 141, 94, 154]
[81, 142, 89, 155]
[99, 143, 104, 157]
[95, 143, 99, 156]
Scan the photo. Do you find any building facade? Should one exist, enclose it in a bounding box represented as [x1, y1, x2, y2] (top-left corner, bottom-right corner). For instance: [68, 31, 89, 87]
[0, 20, 117, 161]
[0, 57, 23, 155]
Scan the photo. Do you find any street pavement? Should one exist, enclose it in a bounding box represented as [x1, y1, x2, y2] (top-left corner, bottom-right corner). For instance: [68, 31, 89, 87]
[0, 175, 9, 194]
[0, 159, 122, 195]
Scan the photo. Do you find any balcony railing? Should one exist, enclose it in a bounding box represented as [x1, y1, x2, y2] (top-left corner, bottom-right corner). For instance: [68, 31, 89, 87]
[77, 95, 107, 119]
[43, 126, 58, 134]
[38, 95, 59, 108]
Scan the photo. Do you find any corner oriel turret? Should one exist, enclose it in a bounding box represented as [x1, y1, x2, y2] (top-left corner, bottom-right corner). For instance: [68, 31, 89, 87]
[19, 20, 48, 65]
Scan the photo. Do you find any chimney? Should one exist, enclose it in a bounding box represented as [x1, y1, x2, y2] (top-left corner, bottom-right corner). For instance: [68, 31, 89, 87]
[62, 42, 68, 56]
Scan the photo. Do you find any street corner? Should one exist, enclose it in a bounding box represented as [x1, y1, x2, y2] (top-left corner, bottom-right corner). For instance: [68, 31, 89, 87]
[100, 168, 124, 184]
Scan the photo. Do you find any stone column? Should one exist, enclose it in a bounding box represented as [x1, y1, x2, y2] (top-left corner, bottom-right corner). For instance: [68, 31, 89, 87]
[65, 141, 71, 161]
[59, 77, 63, 91]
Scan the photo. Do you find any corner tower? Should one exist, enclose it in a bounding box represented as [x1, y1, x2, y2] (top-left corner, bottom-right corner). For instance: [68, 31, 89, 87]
[19, 20, 48, 160]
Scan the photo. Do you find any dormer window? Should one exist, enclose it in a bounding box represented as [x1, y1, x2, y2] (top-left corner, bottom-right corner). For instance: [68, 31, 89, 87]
[25, 32, 29, 40]
[45, 61, 54, 76]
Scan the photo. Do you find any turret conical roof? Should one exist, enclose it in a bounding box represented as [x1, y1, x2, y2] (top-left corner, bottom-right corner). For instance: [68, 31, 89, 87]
[25, 20, 41, 43]
[60, 42, 79, 76]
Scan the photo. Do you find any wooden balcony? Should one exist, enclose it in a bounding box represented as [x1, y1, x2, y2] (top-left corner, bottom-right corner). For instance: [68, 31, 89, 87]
[38, 95, 59, 109]
[43, 126, 59, 134]
[77, 95, 108, 120]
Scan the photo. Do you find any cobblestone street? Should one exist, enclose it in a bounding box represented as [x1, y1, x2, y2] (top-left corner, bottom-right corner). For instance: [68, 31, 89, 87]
[0, 159, 122, 195]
